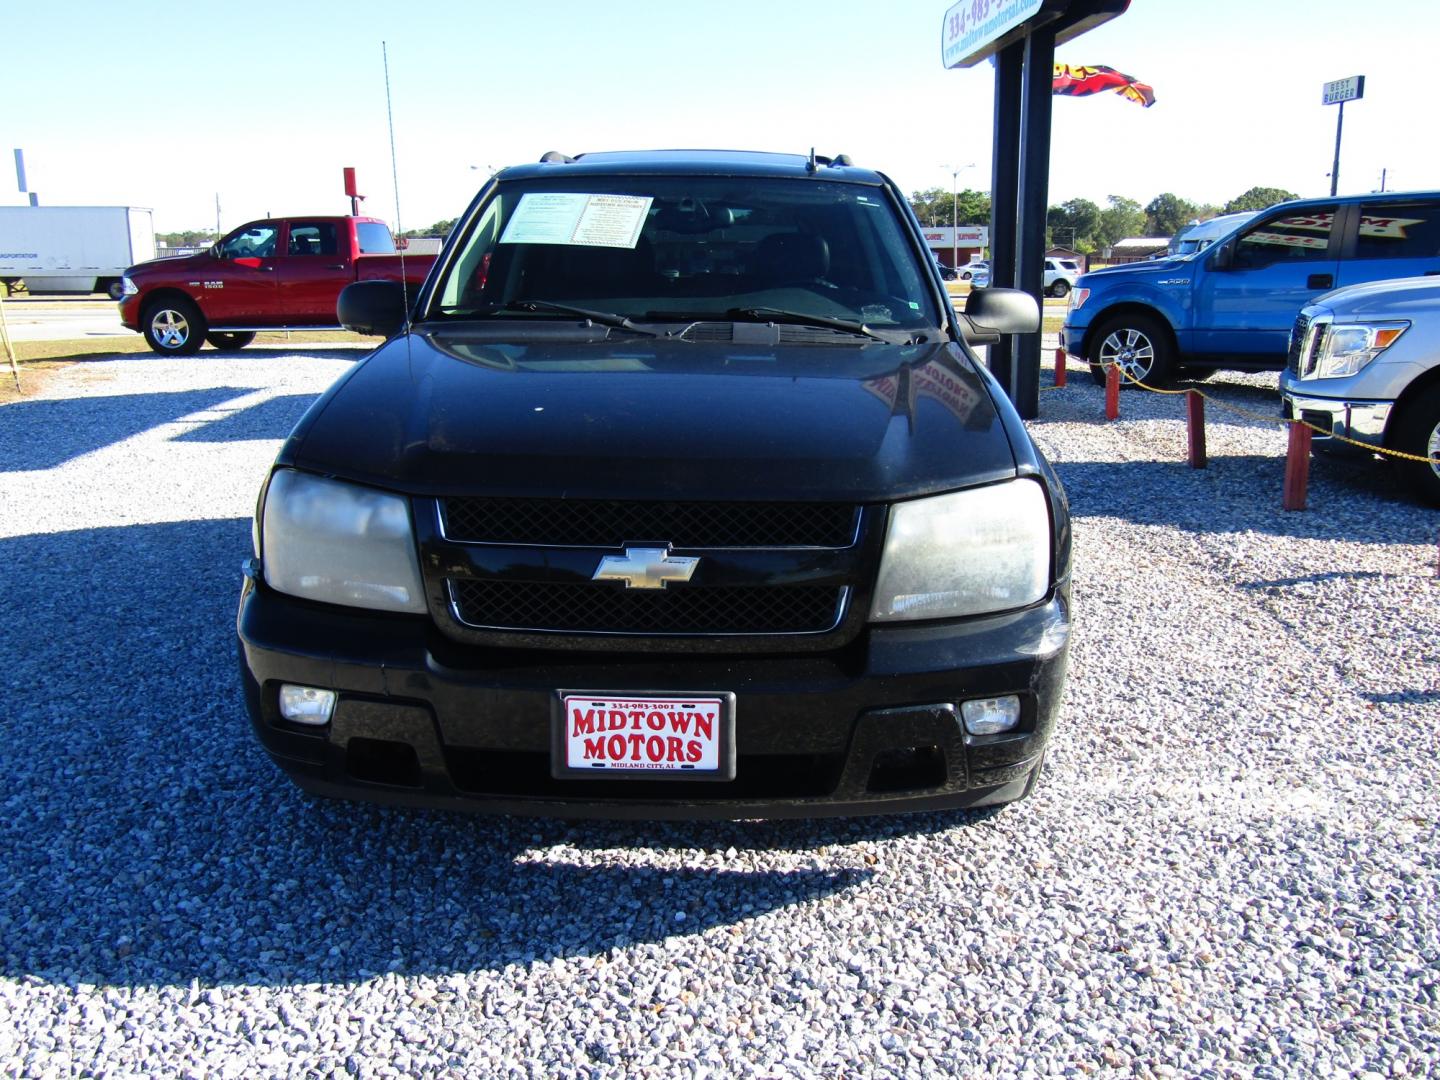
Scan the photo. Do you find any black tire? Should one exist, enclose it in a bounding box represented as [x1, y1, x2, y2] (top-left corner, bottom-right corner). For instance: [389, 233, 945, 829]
[102, 279, 125, 301]
[960, 270, 972, 281]
[206, 331, 256, 351]
[1391, 386, 1440, 506]
[1049, 280, 1070, 299]
[142, 298, 207, 355]
[1086, 311, 1175, 388]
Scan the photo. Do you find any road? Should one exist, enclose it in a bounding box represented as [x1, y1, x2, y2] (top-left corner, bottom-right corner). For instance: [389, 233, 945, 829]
[0, 297, 128, 342]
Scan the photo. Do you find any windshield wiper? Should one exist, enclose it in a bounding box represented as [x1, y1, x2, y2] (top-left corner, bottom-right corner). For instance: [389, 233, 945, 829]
[726, 306, 891, 343]
[504, 299, 660, 337]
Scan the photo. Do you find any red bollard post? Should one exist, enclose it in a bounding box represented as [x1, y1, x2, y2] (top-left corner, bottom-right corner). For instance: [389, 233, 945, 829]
[1186, 390, 1207, 469]
[1054, 347, 1067, 388]
[1104, 364, 1120, 420]
[1283, 421, 1312, 511]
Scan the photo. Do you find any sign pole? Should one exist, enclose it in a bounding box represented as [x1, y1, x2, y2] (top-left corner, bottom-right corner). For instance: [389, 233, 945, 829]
[0, 294, 20, 392]
[1330, 100, 1344, 197]
[1322, 75, 1364, 197]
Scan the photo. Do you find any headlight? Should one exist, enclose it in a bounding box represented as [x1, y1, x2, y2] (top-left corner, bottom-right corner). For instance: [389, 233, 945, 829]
[1308, 321, 1408, 379]
[1068, 287, 1089, 311]
[260, 469, 426, 613]
[870, 480, 1051, 622]
[120, 275, 138, 297]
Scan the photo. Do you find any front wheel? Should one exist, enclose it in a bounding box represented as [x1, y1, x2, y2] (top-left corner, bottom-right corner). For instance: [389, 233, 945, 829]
[1391, 386, 1440, 506]
[206, 331, 256, 351]
[1086, 312, 1175, 388]
[142, 299, 207, 355]
[1049, 280, 1070, 299]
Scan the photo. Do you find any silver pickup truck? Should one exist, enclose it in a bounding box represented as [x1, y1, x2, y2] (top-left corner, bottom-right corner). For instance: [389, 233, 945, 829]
[1281, 276, 1440, 505]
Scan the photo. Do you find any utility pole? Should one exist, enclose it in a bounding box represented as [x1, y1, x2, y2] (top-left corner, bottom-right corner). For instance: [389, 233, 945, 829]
[945, 162, 974, 270]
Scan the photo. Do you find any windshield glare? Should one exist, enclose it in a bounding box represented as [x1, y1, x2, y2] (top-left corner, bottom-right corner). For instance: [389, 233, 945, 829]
[430, 176, 940, 330]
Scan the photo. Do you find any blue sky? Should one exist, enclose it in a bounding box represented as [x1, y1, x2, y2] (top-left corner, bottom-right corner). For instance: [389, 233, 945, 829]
[5, 0, 1436, 232]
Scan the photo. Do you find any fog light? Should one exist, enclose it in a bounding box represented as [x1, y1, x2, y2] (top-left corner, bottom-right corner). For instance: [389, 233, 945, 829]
[961, 695, 1021, 735]
[279, 684, 336, 725]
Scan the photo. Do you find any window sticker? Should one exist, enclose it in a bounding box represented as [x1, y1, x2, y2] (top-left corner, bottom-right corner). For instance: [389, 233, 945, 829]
[499, 193, 654, 249]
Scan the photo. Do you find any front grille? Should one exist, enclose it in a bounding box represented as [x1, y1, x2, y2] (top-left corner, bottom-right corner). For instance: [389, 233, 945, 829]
[1287, 313, 1310, 377]
[450, 580, 845, 635]
[442, 498, 857, 548]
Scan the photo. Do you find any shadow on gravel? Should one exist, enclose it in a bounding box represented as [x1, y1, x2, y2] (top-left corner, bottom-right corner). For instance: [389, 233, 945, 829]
[0, 388, 257, 470]
[0, 519, 882, 990]
[1054, 455, 1433, 545]
[172, 393, 317, 443]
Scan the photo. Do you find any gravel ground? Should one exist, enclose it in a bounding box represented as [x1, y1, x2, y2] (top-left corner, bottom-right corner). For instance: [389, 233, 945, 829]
[0, 346, 1436, 1078]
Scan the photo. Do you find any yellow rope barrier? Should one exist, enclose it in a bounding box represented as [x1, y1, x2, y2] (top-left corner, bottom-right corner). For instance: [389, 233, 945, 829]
[1043, 356, 1437, 467]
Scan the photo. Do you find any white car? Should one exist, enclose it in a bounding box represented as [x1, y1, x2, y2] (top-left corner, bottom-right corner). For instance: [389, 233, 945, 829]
[968, 261, 991, 288]
[1043, 258, 1080, 298]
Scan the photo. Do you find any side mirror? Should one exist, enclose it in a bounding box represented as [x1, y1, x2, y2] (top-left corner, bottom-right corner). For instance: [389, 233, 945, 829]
[234, 256, 263, 270]
[963, 287, 1040, 335]
[1209, 239, 1235, 271]
[338, 280, 409, 337]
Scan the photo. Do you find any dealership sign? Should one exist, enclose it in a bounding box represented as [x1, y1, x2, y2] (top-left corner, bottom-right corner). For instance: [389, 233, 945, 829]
[942, 0, 1044, 68]
[922, 226, 989, 248]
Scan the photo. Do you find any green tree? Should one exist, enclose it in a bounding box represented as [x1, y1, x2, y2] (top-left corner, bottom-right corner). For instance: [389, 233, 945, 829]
[1096, 196, 1145, 248]
[1144, 193, 1198, 236]
[1223, 186, 1298, 214]
[907, 188, 991, 228]
[156, 229, 218, 247]
[400, 219, 457, 239]
[1046, 198, 1101, 249]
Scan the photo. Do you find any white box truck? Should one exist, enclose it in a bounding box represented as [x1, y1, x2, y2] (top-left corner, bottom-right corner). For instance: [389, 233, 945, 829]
[0, 206, 156, 299]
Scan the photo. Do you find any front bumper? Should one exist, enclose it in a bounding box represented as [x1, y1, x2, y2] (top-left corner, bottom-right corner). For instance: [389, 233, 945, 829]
[1279, 382, 1393, 454]
[237, 580, 1070, 820]
[118, 294, 142, 332]
[1061, 322, 1087, 358]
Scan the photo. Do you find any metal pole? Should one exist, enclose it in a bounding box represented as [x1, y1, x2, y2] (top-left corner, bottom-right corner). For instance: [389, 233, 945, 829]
[0, 295, 20, 392]
[1013, 23, 1056, 421]
[988, 40, 1024, 394]
[1330, 100, 1344, 197]
[951, 170, 958, 270]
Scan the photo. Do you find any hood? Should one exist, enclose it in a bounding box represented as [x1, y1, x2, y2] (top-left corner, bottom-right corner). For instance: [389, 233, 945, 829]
[1079, 256, 1192, 283]
[285, 329, 1018, 503]
[128, 251, 211, 275]
[1311, 275, 1440, 317]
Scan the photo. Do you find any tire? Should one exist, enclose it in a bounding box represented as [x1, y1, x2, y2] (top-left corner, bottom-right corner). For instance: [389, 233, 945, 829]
[142, 298, 207, 355]
[102, 279, 125, 301]
[1391, 386, 1440, 506]
[1049, 280, 1070, 299]
[960, 270, 972, 281]
[1086, 311, 1175, 388]
[206, 331, 256, 351]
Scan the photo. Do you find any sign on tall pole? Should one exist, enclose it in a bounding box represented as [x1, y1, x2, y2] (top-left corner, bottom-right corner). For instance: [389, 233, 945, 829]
[1323, 75, 1364, 197]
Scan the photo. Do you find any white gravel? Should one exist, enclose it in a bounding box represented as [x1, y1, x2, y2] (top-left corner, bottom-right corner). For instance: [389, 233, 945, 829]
[1, 347, 1436, 1078]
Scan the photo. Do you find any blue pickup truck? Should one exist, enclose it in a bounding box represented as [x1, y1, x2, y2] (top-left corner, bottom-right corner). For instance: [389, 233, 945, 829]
[1062, 191, 1440, 385]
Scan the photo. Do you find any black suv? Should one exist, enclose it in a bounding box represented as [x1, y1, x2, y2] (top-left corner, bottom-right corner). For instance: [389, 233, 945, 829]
[237, 149, 1072, 819]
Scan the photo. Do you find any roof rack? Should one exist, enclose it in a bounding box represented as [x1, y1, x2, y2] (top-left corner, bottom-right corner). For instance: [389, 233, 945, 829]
[807, 150, 854, 172]
[538, 151, 575, 164]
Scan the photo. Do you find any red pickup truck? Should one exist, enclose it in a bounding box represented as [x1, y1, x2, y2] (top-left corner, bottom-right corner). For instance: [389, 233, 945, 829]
[118, 216, 437, 354]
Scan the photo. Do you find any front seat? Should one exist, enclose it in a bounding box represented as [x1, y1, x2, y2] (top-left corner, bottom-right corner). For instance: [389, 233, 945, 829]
[749, 233, 830, 289]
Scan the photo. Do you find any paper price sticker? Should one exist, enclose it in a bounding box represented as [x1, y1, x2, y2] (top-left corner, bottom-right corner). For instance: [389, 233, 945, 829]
[499, 192, 653, 249]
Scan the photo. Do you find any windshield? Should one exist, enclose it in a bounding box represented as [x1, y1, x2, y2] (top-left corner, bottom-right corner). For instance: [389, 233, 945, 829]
[428, 176, 941, 331]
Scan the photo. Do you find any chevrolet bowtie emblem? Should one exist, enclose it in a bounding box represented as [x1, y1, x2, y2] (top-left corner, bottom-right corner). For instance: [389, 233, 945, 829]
[592, 547, 699, 590]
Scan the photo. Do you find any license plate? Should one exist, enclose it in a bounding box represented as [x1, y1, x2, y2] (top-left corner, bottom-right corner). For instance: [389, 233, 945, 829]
[552, 692, 736, 781]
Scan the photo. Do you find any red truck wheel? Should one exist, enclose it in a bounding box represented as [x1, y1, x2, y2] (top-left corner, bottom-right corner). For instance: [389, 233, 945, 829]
[142, 299, 207, 356]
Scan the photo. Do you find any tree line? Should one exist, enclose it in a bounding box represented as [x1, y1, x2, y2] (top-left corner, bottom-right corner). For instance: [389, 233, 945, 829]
[907, 185, 1299, 254]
